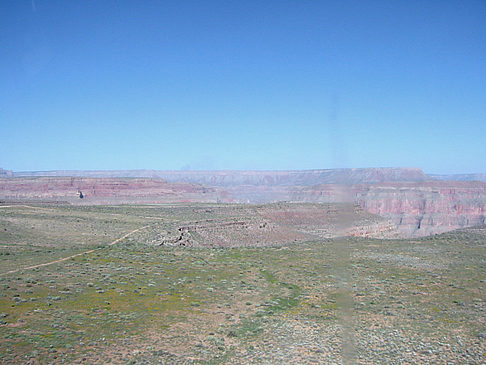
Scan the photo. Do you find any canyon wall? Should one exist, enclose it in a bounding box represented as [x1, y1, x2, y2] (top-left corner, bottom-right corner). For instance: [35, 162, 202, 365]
[289, 181, 486, 236]
[355, 181, 486, 236]
[0, 177, 226, 204]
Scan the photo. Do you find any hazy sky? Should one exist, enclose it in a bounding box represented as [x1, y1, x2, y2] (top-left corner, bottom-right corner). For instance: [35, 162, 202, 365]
[1, 1, 485, 173]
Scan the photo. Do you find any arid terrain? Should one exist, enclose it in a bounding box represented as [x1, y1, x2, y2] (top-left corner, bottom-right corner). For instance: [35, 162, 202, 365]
[3, 0, 484, 363]
[0, 202, 485, 364]
[0, 168, 485, 364]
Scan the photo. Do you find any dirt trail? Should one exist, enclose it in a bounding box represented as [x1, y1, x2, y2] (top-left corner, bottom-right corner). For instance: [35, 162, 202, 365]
[0, 225, 149, 277]
[0, 205, 53, 210]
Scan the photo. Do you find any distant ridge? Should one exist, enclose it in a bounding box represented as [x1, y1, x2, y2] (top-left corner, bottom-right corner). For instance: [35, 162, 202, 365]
[11, 167, 430, 186]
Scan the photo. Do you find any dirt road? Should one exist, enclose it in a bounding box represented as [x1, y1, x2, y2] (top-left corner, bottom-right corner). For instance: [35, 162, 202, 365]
[0, 225, 149, 276]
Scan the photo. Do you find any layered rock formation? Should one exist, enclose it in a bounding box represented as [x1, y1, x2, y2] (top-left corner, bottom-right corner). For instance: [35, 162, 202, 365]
[287, 180, 486, 236]
[355, 181, 486, 236]
[289, 181, 486, 236]
[0, 177, 225, 204]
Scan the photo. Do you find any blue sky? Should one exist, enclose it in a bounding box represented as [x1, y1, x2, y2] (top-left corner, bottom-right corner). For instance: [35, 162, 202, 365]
[1, 0, 485, 173]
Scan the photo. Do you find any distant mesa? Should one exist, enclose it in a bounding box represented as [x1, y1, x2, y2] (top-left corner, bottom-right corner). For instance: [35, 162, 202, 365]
[430, 173, 486, 183]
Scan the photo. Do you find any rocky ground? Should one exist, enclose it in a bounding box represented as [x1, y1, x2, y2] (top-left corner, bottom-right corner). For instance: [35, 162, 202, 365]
[0, 204, 485, 364]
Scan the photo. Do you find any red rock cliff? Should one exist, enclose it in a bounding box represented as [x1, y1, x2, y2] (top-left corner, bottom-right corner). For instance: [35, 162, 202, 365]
[0, 177, 224, 204]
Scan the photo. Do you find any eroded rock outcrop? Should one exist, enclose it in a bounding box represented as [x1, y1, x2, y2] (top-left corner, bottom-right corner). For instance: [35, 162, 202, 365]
[141, 202, 400, 248]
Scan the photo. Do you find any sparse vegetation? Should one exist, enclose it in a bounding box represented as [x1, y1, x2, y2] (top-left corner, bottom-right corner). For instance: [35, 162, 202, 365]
[0, 204, 485, 363]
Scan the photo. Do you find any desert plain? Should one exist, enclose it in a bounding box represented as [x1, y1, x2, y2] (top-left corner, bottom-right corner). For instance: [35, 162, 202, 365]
[0, 199, 485, 364]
